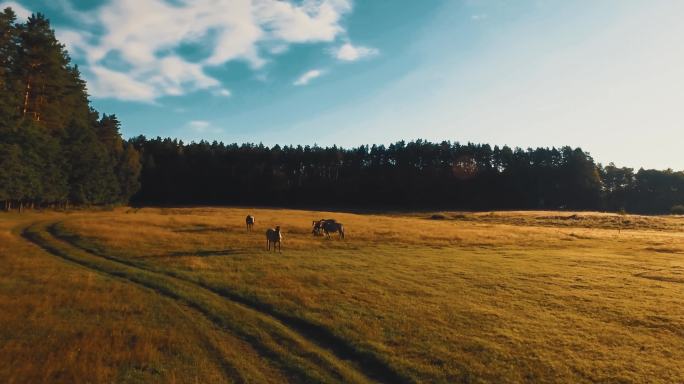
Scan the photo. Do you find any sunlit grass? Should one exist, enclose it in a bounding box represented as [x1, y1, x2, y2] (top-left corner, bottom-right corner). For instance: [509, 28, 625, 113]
[0, 213, 280, 383]
[2, 208, 684, 383]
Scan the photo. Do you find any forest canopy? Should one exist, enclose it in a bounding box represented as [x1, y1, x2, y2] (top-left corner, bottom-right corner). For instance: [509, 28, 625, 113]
[129, 137, 684, 214]
[1, 8, 682, 214]
[0, 9, 140, 210]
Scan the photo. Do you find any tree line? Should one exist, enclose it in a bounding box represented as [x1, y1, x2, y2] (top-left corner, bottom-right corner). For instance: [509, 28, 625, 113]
[0, 9, 140, 210]
[129, 137, 684, 214]
[1, 8, 682, 214]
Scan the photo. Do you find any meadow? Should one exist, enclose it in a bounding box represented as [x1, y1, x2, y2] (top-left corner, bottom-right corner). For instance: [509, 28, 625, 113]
[1, 208, 683, 383]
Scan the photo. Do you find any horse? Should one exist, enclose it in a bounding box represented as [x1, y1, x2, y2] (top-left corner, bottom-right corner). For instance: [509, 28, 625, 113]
[246, 215, 255, 231]
[321, 220, 344, 239]
[312, 219, 336, 236]
[266, 226, 282, 252]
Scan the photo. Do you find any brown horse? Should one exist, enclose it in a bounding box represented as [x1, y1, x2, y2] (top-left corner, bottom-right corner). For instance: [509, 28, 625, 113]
[312, 219, 336, 236]
[266, 226, 282, 252]
[246, 215, 255, 231]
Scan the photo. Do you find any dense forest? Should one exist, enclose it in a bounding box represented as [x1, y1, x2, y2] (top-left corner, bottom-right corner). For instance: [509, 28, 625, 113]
[1, 8, 682, 214]
[0, 9, 140, 210]
[129, 137, 684, 214]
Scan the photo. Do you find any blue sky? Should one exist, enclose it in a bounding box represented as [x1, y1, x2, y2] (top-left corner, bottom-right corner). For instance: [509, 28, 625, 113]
[4, 0, 684, 170]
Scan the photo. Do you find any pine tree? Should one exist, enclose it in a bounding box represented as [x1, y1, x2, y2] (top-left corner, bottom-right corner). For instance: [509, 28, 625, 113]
[15, 119, 67, 207]
[63, 120, 120, 205]
[14, 13, 74, 127]
[117, 142, 142, 202]
[0, 8, 141, 209]
[0, 7, 19, 127]
[0, 142, 23, 210]
[97, 114, 124, 156]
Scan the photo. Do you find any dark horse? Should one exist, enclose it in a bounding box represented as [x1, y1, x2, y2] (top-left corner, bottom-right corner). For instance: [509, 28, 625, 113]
[320, 220, 344, 239]
[266, 226, 282, 252]
[246, 215, 255, 231]
[312, 219, 334, 236]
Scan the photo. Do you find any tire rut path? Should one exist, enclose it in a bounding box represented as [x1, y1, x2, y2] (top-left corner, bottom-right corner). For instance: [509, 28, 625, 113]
[48, 222, 412, 384]
[24, 221, 412, 384]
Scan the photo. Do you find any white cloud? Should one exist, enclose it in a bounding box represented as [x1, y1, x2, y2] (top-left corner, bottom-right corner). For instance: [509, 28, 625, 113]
[51, 0, 89, 22]
[293, 69, 323, 86]
[471, 14, 488, 21]
[268, 44, 289, 55]
[332, 42, 379, 62]
[256, 0, 350, 43]
[56, 29, 91, 55]
[188, 120, 211, 132]
[83, 55, 223, 102]
[213, 88, 232, 97]
[0, 1, 31, 19]
[153, 55, 220, 95]
[59, 0, 353, 102]
[87, 65, 157, 102]
[186, 120, 223, 134]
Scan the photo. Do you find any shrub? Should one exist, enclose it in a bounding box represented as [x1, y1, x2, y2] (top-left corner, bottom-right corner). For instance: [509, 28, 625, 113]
[671, 205, 684, 215]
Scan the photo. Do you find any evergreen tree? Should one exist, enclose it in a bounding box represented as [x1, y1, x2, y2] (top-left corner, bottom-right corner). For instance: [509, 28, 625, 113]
[117, 142, 142, 203]
[15, 119, 67, 206]
[14, 13, 74, 127]
[97, 114, 124, 157]
[0, 7, 140, 210]
[0, 142, 23, 210]
[63, 120, 119, 205]
[0, 8, 19, 127]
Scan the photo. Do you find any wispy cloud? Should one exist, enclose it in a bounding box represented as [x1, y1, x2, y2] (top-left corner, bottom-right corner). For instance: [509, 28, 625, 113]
[293, 69, 323, 86]
[88, 65, 156, 102]
[331, 42, 379, 62]
[54, 0, 353, 102]
[187, 120, 221, 134]
[471, 14, 488, 21]
[0, 1, 31, 19]
[213, 88, 232, 97]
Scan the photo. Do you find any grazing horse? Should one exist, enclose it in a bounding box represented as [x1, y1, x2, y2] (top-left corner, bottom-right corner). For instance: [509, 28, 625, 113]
[321, 220, 345, 239]
[246, 215, 255, 231]
[266, 226, 282, 252]
[312, 219, 336, 236]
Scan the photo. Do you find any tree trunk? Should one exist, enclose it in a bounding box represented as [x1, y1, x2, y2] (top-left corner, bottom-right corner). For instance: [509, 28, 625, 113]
[22, 77, 31, 117]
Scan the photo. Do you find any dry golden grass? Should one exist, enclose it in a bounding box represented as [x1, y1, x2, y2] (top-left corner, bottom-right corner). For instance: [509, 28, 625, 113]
[2, 207, 684, 383]
[0, 213, 287, 383]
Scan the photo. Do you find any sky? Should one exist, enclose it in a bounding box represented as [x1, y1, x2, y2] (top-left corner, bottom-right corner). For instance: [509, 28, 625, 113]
[3, 0, 684, 170]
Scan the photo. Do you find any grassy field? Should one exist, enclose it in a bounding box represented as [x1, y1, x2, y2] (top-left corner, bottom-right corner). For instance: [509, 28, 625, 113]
[1, 208, 683, 383]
